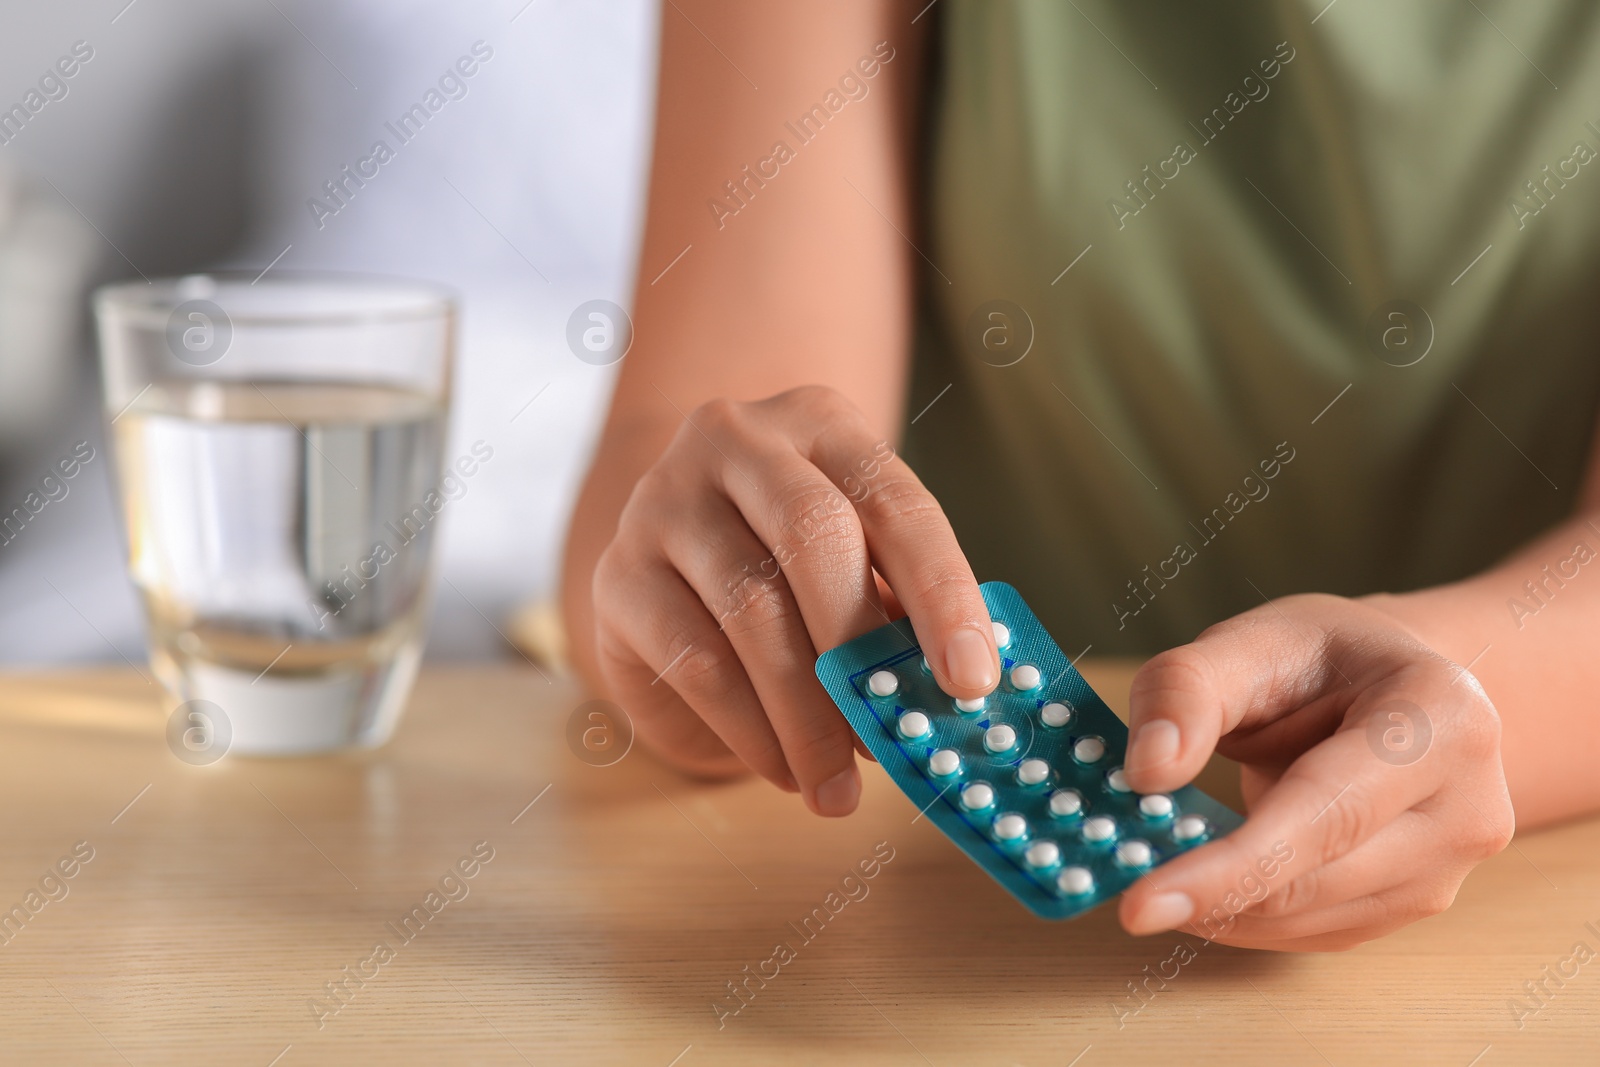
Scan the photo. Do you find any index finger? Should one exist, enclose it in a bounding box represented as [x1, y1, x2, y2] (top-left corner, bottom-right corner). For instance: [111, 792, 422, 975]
[787, 396, 999, 699]
[1121, 595, 1395, 795]
[1118, 718, 1441, 936]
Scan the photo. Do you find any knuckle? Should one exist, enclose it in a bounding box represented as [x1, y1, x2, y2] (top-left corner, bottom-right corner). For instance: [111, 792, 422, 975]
[1315, 785, 1377, 861]
[774, 383, 851, 419]
[852, 475, 940, 529]
[620, 464, 680, 532]
[1277, 898, 1395, 949]
[592, 617, 636, 682]
[667, 638, 736, 704]
[1492, 802, 1516, 851]
[780, 706, 853, 776]
[1450, 693, 1503, 759]
[1130, 645, 1216, 708]
[592, 542, 650, 613]
[1353, 890, 1395, 930]
[591, 543, 623, 597]
[1415, 881, 1459, 919]
[1472, 825, 1509, 863]
[898, 567, 980, 617]
[717, 573, 800, 641]
[770, 481, 861, 555]
[1467, 797, 1515, 860]
[1254, 869, 1317, 918]
[1275, 591, 1347, 616]
[743, 727, 792, 773]
[688, 396, 744, 442]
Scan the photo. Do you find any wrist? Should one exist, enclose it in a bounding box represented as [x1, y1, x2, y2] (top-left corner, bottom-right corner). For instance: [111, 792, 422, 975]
[1357, 591, 1436, 647]
[1356, 575, 1499, 670]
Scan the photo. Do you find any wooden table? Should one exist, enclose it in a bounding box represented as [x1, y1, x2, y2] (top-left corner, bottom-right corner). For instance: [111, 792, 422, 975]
[0, 662, 1596, 1066]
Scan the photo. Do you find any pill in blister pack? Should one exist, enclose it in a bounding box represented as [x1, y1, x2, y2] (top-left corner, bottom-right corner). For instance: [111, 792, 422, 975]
[814, 582, 1244, 920]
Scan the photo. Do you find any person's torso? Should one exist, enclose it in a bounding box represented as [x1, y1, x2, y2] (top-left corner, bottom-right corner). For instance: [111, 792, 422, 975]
[906, 0, 1600, 653]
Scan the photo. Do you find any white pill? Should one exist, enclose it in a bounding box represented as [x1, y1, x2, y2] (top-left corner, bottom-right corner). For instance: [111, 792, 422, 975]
[1173, 814, 1209, 842]
[983, 724, 1017, 753]
[1073, 736, 1106, 764]
[1106, 768, 1130, 793]
[928, 749, 961, 776]
[1082, 815, 1118, 843]
[960, 782, 995, 810]
[1057, 866, 1095, 896]
[993, 812, 1028, 841]
[896, 710, 931, 740]
[1017, 758, 1050, 786]
[1139, 794, 1175, 818]
[1040, 701, 1073, 728]
[1025, 840, 1061, 868]
[867, 670, 899, 697]
[992, 621, 1011, 649]
[1048, 789, 1084, 817]
[955, 696, 986, 713]
[1009, 663, 1042, 691]
[1115, 839, 1154, 868]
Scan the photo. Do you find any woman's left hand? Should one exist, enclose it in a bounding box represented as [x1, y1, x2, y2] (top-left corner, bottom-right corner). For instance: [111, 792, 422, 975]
[1117, 593, 1515, 951]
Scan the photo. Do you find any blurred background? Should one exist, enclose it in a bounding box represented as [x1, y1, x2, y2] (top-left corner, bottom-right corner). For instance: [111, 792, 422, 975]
[0, 0, 656, 663]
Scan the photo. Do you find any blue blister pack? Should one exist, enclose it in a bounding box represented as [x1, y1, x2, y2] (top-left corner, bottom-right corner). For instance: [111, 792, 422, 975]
[815, 582, 1243, 920]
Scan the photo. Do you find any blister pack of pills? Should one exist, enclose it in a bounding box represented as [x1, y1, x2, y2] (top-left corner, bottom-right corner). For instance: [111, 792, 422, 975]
[815, 582, 1243, 920]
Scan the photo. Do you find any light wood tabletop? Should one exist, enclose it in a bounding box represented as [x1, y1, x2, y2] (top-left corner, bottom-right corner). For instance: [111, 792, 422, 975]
[0, 661, 1596, 1066]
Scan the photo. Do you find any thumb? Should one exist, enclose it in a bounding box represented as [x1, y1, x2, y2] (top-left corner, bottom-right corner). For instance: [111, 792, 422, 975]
[1121, 646, 1234, 795]
[1121, 596, 1350, 795]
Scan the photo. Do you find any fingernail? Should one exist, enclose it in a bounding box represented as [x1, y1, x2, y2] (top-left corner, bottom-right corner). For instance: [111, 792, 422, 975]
[812, 766, 861, 817]
[1129, 719, 1180, 774]
[944, 626, 999, 692]
[1129, 891, 1194, 935]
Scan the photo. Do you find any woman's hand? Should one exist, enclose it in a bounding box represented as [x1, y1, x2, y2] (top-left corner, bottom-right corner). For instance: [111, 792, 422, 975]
[1118, 593, 1515, 950]
[589, 385, 999, 816]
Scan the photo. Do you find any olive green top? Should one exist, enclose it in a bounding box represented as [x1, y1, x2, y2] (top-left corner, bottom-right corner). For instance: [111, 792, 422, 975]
[905, 0, 1600, 654]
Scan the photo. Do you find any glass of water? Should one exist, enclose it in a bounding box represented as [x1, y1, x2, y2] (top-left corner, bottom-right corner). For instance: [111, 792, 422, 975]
[94, 273, 455, 755]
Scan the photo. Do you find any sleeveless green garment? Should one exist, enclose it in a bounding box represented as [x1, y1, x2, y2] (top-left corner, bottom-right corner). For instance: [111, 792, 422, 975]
[905, 0, 1600, 654]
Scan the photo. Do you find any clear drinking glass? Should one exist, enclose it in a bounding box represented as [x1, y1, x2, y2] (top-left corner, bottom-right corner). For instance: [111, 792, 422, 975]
[94, 273, 455, 755]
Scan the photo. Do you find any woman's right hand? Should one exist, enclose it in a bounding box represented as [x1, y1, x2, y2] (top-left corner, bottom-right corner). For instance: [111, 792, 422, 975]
[588, 385, 1000, 816]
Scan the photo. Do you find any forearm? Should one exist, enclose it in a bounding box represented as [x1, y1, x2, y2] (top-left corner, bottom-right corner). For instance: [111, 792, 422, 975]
[561, 0, 925, 689]
[1368, 505, 1600, 829]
